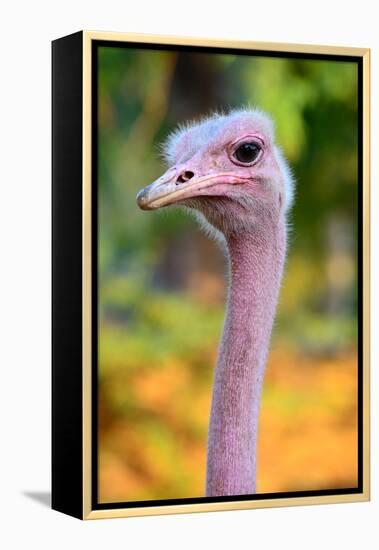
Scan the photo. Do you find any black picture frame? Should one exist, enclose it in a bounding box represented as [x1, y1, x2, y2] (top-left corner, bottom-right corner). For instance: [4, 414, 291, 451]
[52, 30, 370, 520]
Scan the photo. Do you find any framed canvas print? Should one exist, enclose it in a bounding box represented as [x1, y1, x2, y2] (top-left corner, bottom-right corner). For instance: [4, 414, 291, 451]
[52, 31, 370, 520]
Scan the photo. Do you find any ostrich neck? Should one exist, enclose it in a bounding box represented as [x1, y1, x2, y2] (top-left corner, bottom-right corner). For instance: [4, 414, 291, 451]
[206, 217, 287, 496]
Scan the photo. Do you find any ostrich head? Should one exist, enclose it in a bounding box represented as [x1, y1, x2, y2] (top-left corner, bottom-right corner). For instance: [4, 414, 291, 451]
[136, 109, 294, 237]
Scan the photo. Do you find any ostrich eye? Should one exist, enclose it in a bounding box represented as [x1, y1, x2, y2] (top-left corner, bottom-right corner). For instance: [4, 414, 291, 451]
[233, 142, 261, 164]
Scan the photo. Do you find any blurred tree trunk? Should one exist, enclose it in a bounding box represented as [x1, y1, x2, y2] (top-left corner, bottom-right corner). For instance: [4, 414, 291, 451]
[153, 53, 226, 298]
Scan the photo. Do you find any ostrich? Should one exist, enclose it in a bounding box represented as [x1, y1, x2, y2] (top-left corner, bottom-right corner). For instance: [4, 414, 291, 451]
[136, 109, 294, 497]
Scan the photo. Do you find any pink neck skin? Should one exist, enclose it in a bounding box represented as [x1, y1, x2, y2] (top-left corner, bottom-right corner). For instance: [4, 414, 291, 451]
[206, 215, 287, 496]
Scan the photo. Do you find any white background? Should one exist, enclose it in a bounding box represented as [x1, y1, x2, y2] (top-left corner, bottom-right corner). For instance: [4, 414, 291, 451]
[0, 1, 377, 548]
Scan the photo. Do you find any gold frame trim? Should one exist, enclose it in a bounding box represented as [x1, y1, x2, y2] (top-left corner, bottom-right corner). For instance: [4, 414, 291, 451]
[82, 31, 370, 520]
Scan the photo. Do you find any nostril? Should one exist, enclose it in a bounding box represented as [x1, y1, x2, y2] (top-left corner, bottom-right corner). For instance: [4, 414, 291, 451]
[176, 170, 195, 184]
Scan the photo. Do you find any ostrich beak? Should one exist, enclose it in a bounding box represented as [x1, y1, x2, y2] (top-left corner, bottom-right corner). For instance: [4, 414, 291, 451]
[136, 167, 247, 210]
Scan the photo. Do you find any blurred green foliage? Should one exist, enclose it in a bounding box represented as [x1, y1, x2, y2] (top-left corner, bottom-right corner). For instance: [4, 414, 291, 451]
[97, 45, 359, 502]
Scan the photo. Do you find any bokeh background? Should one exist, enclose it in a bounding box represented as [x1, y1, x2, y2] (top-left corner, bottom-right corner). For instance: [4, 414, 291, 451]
[97, 45, 359, 503]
